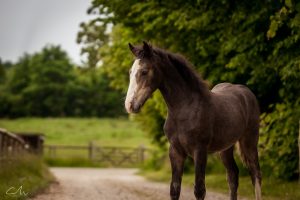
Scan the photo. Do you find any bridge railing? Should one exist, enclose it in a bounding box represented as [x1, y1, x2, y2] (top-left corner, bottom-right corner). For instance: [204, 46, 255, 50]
[0, 128, 28, 160]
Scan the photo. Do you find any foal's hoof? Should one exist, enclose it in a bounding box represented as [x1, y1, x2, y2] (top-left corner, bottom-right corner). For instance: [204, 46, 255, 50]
[171, 196, 179, 200]
[194, 188, 206, 200]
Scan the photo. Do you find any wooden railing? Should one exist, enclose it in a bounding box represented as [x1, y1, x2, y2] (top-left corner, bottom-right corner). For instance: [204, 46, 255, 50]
[44, 142, 151, 166]
[0, 128, 27, 160]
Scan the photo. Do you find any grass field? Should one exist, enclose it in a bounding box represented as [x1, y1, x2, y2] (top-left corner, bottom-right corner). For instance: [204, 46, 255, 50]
[0, 117, 150, 147]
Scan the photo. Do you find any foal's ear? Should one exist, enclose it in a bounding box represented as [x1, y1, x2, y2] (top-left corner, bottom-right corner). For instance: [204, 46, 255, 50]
[142, 41, 153, 57]
[128, 43, 139, 57]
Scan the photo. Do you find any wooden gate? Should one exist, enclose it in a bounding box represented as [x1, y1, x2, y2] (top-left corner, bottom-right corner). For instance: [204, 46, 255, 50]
[91, 146, 146, 166]
[44, 143, 149, 167]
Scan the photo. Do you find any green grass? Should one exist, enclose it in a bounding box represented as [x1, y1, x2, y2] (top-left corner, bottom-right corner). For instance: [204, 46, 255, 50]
[0, 117, 150, 147]
[204, 174, 300, 200]
[44, 156, 144, 168]
[0, 154, 54, 200]
[44, 157, 105, 167]
[141, 168, 300, 200]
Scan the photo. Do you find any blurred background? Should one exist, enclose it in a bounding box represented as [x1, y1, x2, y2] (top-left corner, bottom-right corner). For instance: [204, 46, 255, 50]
[0, 0, 299, 200]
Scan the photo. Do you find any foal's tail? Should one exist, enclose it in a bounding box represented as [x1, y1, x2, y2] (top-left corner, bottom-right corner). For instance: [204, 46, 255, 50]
[237, 139, 258, 169]
[237, 126, 262, 200]
[237, 88, 261, 170]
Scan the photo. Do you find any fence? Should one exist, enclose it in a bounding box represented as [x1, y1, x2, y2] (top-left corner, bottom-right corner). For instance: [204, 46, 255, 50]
[0, 128, 27, 160]
[44, 142, 151, 166]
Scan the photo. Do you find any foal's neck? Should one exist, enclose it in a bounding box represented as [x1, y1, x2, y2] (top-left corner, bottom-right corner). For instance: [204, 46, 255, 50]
[158, 69, 211, 113]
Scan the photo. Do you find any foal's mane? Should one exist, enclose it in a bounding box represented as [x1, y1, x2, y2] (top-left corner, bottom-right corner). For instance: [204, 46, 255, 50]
[153, 47, 208, 93]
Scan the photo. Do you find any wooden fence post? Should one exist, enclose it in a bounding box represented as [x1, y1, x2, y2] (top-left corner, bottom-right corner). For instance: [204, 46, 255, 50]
[89, 141, 94, 161]
[8, 137, 12, 156]
[2, 134, 6, 157]
[139, 145, 145, 164]
[0, 129, 27, 160]
[50, 146, 56, 158]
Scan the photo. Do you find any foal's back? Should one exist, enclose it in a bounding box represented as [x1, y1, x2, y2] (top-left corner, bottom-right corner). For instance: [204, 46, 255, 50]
[208, 83, 260, 152]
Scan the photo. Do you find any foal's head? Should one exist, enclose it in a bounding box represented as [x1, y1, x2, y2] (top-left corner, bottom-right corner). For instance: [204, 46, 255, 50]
[125, 41, 162, 113]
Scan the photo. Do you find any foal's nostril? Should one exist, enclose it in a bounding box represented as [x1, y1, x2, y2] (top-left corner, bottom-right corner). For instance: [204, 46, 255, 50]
[129, 102, 133, 110]
[128, 101, 141, 113]
[137, 103, 141, 110]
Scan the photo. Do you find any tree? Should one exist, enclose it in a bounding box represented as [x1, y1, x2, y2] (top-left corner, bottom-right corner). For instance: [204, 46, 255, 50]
[0, 59, 6, 84]
[0, 45, 125, 118]
[2, 46, 74, 116]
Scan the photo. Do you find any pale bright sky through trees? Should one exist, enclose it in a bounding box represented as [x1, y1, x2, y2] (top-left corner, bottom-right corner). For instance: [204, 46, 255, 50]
[0, 0, 93, 64]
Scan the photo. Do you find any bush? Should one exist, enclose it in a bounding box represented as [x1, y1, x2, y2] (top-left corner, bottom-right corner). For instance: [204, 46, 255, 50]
[259, 101, 300, 180]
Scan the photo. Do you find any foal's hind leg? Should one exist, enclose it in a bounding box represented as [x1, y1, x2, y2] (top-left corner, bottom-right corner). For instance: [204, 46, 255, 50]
[238, 133, 262, 200]
[220, 146, 239, 200]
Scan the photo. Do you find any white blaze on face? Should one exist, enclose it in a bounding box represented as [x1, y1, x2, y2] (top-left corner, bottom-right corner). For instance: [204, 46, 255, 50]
[125, 59, 142, 113]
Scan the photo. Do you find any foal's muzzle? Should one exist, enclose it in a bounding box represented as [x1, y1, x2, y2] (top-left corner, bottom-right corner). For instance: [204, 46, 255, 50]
[129, 102, 142, 113]
[127, 96, 148, 113]
[125, 88, 152, 113]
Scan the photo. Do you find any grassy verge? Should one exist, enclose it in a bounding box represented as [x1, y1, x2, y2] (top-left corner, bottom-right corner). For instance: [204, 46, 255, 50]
[0, 154, 54, 200]
[44, 156, 144, 168]
[44, 157, 104, 167]
[140, 168, 300, 200]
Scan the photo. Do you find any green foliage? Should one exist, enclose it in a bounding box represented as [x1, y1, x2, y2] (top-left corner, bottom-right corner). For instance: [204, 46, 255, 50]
[0, 61, 5, 84]
[260, 101, 300, 180]
[79, 0, 300, 180]
[0, 45, 125, 117]
[99, 25, 141, 91]
[0, 59, 13, 85]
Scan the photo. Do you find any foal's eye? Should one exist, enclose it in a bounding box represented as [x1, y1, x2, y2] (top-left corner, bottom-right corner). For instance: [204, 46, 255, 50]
[129, 69, 132, 75]
[141, 70, 148, 76]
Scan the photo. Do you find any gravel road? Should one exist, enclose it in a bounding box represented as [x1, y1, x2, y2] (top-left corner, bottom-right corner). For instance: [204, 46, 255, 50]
[31, 167, 236, 200]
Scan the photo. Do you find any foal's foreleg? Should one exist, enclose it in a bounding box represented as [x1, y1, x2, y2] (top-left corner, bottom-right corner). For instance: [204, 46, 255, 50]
[220, 147, 239, 200]
[194, 148, 207, 200]
[169, 146, 186, 200]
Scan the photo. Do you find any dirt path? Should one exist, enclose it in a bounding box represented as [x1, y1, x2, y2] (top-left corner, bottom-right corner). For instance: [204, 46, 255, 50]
[31, 167, 233, 200]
